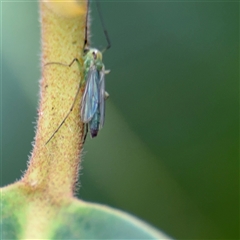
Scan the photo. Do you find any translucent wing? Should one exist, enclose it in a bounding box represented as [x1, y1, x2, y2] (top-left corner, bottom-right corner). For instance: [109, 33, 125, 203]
[99, 69, 106, 129]
[81, 67, 100, 123]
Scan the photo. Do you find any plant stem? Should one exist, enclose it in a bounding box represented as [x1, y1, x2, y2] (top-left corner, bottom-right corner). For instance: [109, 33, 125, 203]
[22, 1, 88, 200]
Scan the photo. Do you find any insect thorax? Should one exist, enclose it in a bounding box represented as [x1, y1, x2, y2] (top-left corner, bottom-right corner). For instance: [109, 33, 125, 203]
[84, 48, 104, 73]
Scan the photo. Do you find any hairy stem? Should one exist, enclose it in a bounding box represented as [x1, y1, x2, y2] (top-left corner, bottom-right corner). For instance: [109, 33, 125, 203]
[22, 1, 88, 200]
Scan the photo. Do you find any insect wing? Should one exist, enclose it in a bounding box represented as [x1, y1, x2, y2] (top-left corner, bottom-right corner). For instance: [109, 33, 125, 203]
[99, 70, 105, 129]
[81, 67, 100, 123]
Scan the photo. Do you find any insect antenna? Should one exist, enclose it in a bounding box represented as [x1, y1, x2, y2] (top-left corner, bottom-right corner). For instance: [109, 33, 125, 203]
[96, 0, 111, 52]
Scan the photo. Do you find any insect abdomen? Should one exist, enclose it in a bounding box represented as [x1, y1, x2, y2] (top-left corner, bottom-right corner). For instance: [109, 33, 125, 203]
[89, 109, 101, 138]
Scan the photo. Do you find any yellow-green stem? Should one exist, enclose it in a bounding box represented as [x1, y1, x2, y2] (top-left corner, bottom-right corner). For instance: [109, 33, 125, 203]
[22, 1, 88, 200]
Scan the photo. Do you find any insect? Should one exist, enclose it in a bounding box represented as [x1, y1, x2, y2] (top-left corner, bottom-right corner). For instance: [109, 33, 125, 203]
[82, 48, 110, 139]
[45, 0, 111, 145]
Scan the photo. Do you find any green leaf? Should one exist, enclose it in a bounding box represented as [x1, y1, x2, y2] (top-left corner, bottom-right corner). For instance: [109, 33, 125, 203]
[1, 184, 170, 239]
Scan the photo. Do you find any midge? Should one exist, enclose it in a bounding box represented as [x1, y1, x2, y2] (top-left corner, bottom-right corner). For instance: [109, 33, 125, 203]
[81, 48, 110, 138]
[45, 0, 111, 145]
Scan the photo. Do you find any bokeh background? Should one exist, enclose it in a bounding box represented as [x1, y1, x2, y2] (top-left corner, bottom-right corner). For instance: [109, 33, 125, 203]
[1, 1, 239, 239]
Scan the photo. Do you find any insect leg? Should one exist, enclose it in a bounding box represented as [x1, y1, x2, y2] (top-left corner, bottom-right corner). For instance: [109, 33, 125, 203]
[45, 58, 83, 145]
[83, 0, 90, 50]
[96, 0, 111, 52]
[44, 58, 79, 68]
[82, 123, 88, 144]
[104, 91, 109, 100]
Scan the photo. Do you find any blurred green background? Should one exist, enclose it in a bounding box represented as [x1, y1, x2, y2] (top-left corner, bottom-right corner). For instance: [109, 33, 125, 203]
[1, 1, 239, 239]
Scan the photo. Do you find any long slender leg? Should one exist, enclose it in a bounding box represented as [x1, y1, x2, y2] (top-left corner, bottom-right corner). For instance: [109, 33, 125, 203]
[83, 0, 90, 50]
[82, 124, 88, 144]
[44, 58, 78, 68]
[96, 1, 111, 52]
[45, 58, 82, 145]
